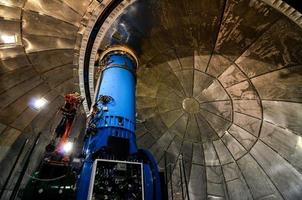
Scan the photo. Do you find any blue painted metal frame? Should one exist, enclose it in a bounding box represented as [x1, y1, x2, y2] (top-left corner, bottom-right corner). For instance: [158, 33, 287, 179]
[76, 46, 162, 200]
[140, 149, 162, 200]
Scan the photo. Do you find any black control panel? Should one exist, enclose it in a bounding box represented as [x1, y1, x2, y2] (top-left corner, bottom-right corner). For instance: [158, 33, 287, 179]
[89, 159, 144, 200]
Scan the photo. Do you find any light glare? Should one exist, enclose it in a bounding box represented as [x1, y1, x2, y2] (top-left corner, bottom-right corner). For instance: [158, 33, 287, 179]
[1, 35, 16, 44]
[33, 97, 48, 110]
[63, 142, 73, 153]
[297, 137, 302, 149]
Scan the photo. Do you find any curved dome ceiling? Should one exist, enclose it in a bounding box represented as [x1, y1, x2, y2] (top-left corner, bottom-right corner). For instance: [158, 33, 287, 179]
[0, 0, 302, 200]
[95, 1, 302, 199]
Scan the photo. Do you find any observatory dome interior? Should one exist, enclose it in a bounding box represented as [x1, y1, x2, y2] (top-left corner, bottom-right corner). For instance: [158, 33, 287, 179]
[0, 0, 302, 199]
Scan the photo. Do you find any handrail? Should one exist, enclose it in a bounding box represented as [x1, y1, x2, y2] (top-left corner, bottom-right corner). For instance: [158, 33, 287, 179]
[169, 164, 174, 200]
[0, 138, 28, 199]
[179, 160, 185, 200]
[164, 152, 191, 200]
[9, 132, 42, 200]
[180, 155, 190, 200]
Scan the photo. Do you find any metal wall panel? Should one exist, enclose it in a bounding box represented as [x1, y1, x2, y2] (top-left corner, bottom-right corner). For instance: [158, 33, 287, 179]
[188, 164, 207, 200]
[27, 49, 74, 73]
[251, 141, 302, 199]
[24, 0, 82, 26]
[221, 132, 246, 160]
[23, 11, 78, 39]
[260, 121, 302, 173]
[213, 139, 234, 164]
[218, 64, 247, 87]
[0, 0, 301, 199]
[228, 124, 257, 150]
[262, 101, 302, 135]
[203, 142, 220, 166]
[212, 0, 281, 61]
[252, 65, 302, 102]
[0, 5, 21, 20]
[233, 100, 262, 119]
[23, 34, 75, 53]
[236, 18, 302, 78]
[226, 81, 258, 100]
[200, 101, 232, 120]
[197, 80, 229, 102]
[233, 112, 261, 137]
[237, 154, 283, 200]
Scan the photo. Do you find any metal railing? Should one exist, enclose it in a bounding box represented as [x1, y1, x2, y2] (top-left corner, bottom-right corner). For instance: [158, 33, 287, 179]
[0, 139, 29, 199]
[163, 152, 190, 200]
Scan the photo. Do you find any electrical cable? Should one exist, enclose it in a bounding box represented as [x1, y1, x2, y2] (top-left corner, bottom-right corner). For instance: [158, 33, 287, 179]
[25, 173, 67, 182]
